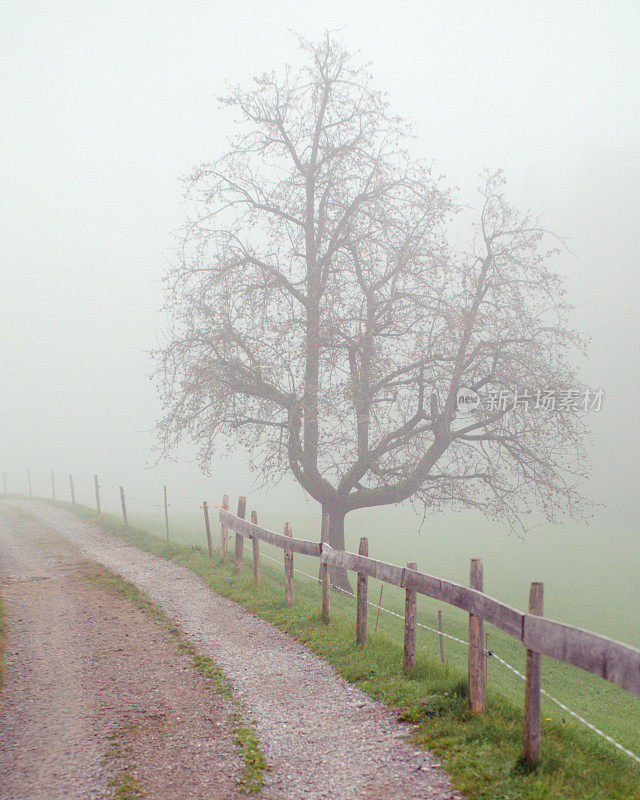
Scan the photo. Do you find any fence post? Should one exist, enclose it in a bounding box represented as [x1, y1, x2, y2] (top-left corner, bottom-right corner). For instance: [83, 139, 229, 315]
[284, 522, 294, 605]
[234, 497, 246, 573]
[319, 510, 330, 583]
[319, 512, 330, 622]
[119, 486, 128, 528]
[403, 561, 417, 675]
[163, 485, 170, 542]
[438, 610, 446, 664]
[468, 558, 486, 712]
[27, 469, 32, 497]
[356, 537, 368, 646]
[321, 544, 331, 623]
[485, 632, 489, 687]
[251, 510, 260, 586]
[220, 494, 229, 562]
[523, 582, 544, 767]
[203, 500, 213, 559]
[69, 474, 76, 506]
[51, 470, 55, 500]
[94, 475, 101, 514]
[375, 584, 384, 633]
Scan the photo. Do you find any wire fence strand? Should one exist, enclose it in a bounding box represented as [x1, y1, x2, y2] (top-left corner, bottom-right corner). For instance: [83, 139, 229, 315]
[259, 546, 640, 765]
[23, 477, 639, 770]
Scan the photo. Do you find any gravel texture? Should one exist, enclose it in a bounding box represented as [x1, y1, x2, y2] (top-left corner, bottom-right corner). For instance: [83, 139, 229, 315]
[3, 499, 462, 800]
[0, 503, 245, 800]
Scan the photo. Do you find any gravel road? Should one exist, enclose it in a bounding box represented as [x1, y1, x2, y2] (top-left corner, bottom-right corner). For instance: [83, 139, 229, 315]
[1, 499, 462, 800]
[0, 504, 246, 800]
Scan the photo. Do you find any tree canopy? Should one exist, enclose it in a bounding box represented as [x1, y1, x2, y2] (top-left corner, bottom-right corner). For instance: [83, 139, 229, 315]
[155, 34, 589, 587]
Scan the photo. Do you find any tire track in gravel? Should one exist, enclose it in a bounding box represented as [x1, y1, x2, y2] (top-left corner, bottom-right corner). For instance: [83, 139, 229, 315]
[0, 504, 248, 800]
[4, 499, 462, 800]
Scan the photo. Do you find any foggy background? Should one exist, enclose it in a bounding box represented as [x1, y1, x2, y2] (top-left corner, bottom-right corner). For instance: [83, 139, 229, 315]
[1, 1, 638, 529]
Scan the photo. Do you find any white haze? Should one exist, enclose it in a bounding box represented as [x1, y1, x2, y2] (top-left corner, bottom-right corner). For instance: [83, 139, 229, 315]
[1, 1, 639, 530]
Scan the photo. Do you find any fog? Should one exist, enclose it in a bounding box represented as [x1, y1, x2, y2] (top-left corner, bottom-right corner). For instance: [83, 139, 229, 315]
[1, 1, 639, 529]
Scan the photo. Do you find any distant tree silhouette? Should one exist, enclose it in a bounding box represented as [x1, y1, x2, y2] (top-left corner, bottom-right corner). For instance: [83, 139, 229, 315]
[156, 33, 589, 590]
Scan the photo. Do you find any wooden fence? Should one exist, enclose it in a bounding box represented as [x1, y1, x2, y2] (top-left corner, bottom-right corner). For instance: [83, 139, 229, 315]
[217, 499, 640, 768]
[8, 470, 639, 768]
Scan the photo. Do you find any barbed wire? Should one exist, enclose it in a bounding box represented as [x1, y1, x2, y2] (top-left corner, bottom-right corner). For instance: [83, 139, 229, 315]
[124, 494, 197, 515]
[489, 651, 640, 765]
[258, 549, 640, 765]
[125, 495, 162, 509]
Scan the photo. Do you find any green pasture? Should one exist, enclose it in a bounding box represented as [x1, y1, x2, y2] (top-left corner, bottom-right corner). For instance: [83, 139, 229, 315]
[121, 499, 640, 761]
[45, 498, 640, 799]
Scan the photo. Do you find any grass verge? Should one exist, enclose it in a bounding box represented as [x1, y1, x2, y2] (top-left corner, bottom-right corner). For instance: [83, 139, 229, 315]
[103, 722, 145, 800]
[83, 560, 269, 794]
[55, 501, 640, 800]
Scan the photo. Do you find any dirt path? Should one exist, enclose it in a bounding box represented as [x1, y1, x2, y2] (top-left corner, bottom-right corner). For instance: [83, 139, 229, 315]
[0, 504, 245, 800]
[2, 500, 462, 800]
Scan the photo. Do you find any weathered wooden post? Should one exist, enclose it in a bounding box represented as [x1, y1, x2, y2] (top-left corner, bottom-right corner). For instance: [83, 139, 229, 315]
[485, 632, 489, 686]
[203, 500, 213, 559]
[320, 513, 330, 621]
[403, 562, 418, 675]
[163, 485, 170, 542]
[438, 610, 446, 664]
[234, 496, 246, 573]
[375, 584, 384, 633]
[523, 582, 544, 767]
[319, 510, 330, 584]
[51, 470, 55, 500]
[220, 494, 229, 563]
[468, 558, 486, 712]
[321, 555, 331, 622]
[250, 510, 260, 586]
[94, 474, 101, 514]
[356, 537, 368, 645]
[27, 469, 32, 497]
[284, 522, 294, 605]
[69, 474, 76, 506]
[119, 486, 128, 528]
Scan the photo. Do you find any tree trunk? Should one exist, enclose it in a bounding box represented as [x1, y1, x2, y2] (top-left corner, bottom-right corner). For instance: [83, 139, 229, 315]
[321, 503, 353, 594]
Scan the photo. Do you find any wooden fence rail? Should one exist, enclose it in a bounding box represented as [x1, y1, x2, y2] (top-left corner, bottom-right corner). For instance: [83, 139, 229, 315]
[219, 509, 322, 557]
[3, 471, 638, 768]
[251, 508, 639, 699]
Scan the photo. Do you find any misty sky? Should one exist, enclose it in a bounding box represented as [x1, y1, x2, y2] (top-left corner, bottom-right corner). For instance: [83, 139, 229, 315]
[1, 1, 639, 528]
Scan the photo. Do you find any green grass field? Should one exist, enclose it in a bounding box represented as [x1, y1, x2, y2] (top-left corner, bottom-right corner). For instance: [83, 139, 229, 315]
[124, 500, 640, 644]
[118, 499, 640, 757]
[44, 498, 640, 800]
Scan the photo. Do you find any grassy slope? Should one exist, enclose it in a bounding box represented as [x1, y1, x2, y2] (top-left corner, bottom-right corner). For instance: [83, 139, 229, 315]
[128, 505, 640, 756]
[51, 500, 640, 800]
[127, 502, 640, 645]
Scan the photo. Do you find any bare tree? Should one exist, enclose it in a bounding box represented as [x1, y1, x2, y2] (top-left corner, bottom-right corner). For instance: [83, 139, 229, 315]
[155, 34, 589, 590]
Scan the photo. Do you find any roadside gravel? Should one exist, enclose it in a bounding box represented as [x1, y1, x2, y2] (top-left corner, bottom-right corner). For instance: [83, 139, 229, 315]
[3, 499, 462, 800]
[0, 504, 246, 800]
